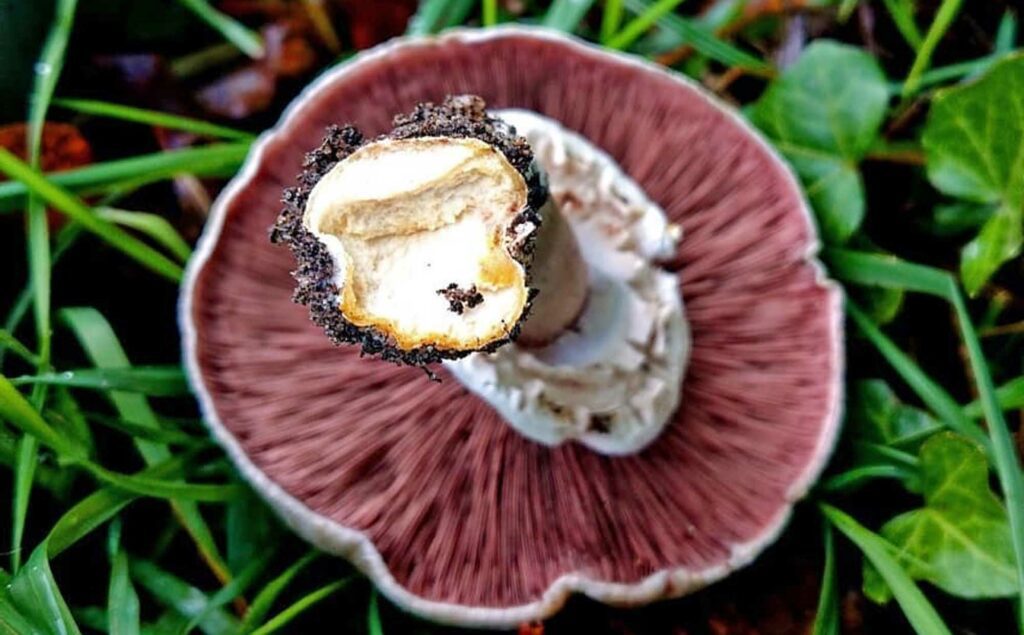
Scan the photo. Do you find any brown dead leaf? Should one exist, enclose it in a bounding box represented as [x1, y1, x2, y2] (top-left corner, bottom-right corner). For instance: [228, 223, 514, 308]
[264, 20, 319, 77]
[195, 65, 276, 119]
[0, 122, 92, 227]
[518, 622, 544, 635]
[0, 122, 92, 173]
[336, 0, 415, 50]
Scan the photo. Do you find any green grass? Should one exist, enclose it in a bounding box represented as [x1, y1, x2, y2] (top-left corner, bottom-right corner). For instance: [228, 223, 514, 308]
[1, 2, 1022, 634]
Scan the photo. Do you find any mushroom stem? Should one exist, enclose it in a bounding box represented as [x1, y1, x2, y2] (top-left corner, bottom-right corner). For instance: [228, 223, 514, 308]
[517, 196, 589, 347]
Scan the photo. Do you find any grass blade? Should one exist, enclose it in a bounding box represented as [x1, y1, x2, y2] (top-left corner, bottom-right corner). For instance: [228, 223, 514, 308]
[240, 552, 318, 633]
[406, 0, 476, 35]
[54, 98, 253, 141]
[881, 0, 923, 51]
[180, 554, 273, 635]
[86, 413, 199, 446]
[608, 0, 688, 50]
[902, 0, 964, 96]
[542, 0, 598, 32]
[949, 290, 1024, 630]
[176, 0, 264, 58]
[130, 559, 239, 635]
[846, 303, 989, 449]
[825, 248, 951, 297]
[47, 454, 189, 559]
[995, 9, 1017, 53]
[0, 150, 183, 282]
[0, 330, 38, 366]
[11, 437, 38, 574]
[964, 376, 1024, 418]
[482, 0, 497, 26]
[4, 545, 82, 635]
[621, 0, 771, 72]
[821, 504, 952, 635]
[13, 366, 190, 396]
[15, 0, 79, 575]
[249, 578, 351, 635]
[108, 551, 141, 635]
[73, 460, 241, 503]
[367, 589, 383, 635]
[0, 143, 250, 213]
[819, 464, 912, 493]
[811, 521, 839, 635]
[828, 248, 1024, 628]
[601, 0, 624, 43]
[59, 308, 234, 589]
[0, 375, 84, 458]
[899, 54, 1000, 95]
[94, 207, 192, 263]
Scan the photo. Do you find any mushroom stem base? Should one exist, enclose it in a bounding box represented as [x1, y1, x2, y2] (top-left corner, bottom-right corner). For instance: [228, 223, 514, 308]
[446, 110, 690, 455]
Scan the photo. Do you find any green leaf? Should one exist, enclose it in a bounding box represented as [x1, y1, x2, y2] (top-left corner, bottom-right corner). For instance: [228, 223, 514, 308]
[2, 545, 82, 635]
[822, 504, 952, 635]
[863, 433, 1018, 601]
[13, 366, 190, 396]
[923, 53, 1024, 293]
[749, 41, 890, 243]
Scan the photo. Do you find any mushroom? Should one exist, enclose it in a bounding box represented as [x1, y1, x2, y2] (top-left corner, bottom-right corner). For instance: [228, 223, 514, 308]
[181, 28, 843, 628]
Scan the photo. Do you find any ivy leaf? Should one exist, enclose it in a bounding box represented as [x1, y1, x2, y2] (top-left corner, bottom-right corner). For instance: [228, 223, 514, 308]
[749, 41, 890, 243]
[848, 380, 941, 448]
[863, 433, 1019, 603]
[960, 205, 1023, 295]
[928, 201, 996, 237]
[922, 53, 1024, 295]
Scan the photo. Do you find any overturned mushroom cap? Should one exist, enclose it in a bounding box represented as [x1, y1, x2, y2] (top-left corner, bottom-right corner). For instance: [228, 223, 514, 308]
[270, 97, 546, 365]
[182, 27, 843, 628]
